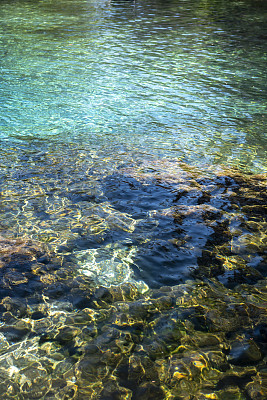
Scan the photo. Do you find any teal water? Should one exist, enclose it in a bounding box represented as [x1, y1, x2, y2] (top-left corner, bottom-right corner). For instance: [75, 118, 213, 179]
[0, 2, 267, 399]
[0, 0, 267, 289]
[1, 0, 266, 171]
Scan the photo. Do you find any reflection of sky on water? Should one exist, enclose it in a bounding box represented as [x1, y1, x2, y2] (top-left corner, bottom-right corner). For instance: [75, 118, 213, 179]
[0, 0, 266, 172]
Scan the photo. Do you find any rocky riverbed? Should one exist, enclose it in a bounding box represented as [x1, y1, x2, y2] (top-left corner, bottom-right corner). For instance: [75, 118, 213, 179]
[0, 155, 266, 399]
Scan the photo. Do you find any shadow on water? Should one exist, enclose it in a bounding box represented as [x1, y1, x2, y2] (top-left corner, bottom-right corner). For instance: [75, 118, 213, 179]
[101, 160, 267, 289]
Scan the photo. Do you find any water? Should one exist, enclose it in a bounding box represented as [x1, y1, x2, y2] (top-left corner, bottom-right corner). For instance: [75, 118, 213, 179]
[0, 0, 267, 399]
[1, 0, 266, 170]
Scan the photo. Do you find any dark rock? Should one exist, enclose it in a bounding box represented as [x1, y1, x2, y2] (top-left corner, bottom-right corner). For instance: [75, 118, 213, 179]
[55, 327, 80, 344]
[151, 295, 173, 310]
[37, 255, 50, 264]
[44, 283, 68, 299]
[3, 270, 28, 286]
[135, 382, 165, 400]
[72, 295, 93, 310]
[31, 311, 46, 320]
[1, 326, 30, 342]
[1, 297, 28, 318]
[228, 339, 263, 365]
[81, 324, 98, 340]
[94, 286, 113, 303]
[142, 339, 168, 360]
[83, 344, 99, 354]
[78, 355, 107, 382]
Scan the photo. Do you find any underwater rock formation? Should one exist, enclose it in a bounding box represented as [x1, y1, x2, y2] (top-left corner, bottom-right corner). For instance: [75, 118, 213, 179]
[0, 157, 266, 399]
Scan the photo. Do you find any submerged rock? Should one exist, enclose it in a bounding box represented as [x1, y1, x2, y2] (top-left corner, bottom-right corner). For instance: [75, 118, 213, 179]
[228, 339, 263, 366]
[0, 274, 266, 399]
[0, 158, 266, 399]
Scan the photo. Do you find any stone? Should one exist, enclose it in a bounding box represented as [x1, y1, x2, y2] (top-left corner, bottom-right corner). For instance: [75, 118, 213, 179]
[135, 382, 165, 400]
[55, 327, 81, 345]
[228, 339, 263, 365]
[1, 297, 28, 318]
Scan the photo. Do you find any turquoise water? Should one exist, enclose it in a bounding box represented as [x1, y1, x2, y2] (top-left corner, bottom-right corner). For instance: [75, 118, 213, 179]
[1, 0, 266, 171]
[0, 1, 267, 399]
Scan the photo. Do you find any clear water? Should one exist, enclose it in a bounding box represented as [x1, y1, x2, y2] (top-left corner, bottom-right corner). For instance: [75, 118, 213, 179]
[1, 0, 266, 288]
[0, 1, 267, 399]
[1, 0, 266, 171]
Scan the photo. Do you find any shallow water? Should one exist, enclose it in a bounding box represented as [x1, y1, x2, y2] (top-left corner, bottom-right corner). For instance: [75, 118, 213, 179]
[0, 0, 267, 399]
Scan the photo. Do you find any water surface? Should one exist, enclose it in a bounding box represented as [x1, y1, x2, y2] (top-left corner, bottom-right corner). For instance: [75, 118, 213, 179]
[1, 0, 266, 170]
[0, 0, 266, 399]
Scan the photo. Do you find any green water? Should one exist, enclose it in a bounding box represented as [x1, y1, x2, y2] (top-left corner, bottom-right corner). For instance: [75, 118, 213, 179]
[0, 0, 266, 399]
